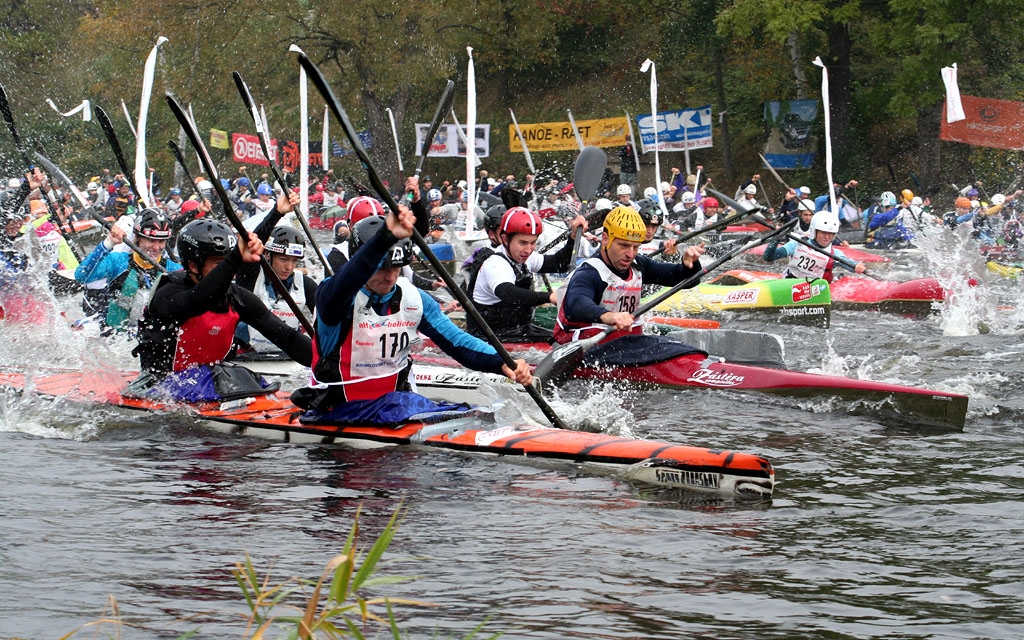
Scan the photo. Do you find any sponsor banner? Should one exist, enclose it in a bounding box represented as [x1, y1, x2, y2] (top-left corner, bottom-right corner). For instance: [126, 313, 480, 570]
[637, 106, 713, 153]
[508, 117, 627, 152]
[232, 132, 278, 166]
[331, 131, 373, 157]
[941, 95, 1024, 151]
[763, 99, 819, 169]
[280, 140, 326, 174]
[209, 128, 229, 150]
[416, 124, 490, 158]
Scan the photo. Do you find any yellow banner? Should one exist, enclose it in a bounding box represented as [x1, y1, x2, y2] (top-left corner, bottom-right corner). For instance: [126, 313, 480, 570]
[209, 128, 229, 150]
[509, 116, 628, 152]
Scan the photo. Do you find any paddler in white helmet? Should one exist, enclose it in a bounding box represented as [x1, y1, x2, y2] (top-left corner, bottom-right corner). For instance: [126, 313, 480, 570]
[762, 211, 866, 282]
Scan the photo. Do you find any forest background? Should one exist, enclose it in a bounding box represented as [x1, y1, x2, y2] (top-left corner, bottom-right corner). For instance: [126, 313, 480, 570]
[3, 0, 1024, 203]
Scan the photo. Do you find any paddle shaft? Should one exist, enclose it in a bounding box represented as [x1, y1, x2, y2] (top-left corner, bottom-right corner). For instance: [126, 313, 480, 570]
[232, 71, 334, 277]
[33, 152, 168, 274]
[411, 79, 455, 183]
[95, 106, 147, 208]
[646, 205, 763, 260]
[166, 94, 316, 336]
[297, 51, 568, 431]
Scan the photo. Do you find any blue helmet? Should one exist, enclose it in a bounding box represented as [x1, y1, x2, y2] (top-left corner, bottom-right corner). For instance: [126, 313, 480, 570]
[169, 187, 182, 196]
[257, 183, 273, 196]
[237, 177, 251, 188]
[220, 178, 231, 190]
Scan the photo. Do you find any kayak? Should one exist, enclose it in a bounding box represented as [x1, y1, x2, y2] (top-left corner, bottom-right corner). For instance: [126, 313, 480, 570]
[416, 346, 968, 430]
[746, 243, 891, 264]
[643, 277, 832, 327]
[0, 368, 776, 498]
[710, 269, 943, 316]
[986, 260, 1022, 279]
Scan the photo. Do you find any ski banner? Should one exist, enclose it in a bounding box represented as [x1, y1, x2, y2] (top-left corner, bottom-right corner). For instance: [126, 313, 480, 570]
[509, 116, 626, 152]
[232, 132, 277, 166]
[941, 95, 1024, 151]
[636, 106, 712, 153]
[762, 99, 818, 170]
[415, 123, 490, 158]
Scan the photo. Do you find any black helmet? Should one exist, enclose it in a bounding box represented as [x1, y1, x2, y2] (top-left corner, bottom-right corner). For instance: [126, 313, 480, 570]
[636, 199, 662, 226]
[484, 204, 506, 232]
[134, 208, 172, 240]
[177, 219, 237, 269]
[265, 225, 305, 258]
[333, 218, 350, 243]
[350, 215, 412, 268]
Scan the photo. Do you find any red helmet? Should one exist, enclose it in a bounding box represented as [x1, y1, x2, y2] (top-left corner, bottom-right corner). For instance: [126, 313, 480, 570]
[179, 199, 201, 214]
[347, 196, 385, 225]
[702, 197, 720, 209]
[500, 206, 543, 236]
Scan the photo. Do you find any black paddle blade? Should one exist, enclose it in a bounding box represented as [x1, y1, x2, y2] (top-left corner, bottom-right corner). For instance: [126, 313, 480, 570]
[0, 83, 31, 167]
[418, 79, 456, 160]
[573, 146, 607, 202]
[534, 330, 608, 386]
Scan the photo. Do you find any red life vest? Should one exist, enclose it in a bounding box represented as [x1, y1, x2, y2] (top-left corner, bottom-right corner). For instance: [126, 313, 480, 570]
[172, 307, 240, 372]
[554, 257, 643, 344]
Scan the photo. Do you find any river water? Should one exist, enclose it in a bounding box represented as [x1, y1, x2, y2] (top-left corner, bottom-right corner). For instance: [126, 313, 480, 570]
[3, 230, 1024, 639]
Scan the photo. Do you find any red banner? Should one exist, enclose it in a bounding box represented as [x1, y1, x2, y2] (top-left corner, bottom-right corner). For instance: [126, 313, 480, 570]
[941, 95, 1024, 151]
[231, 132, 278, 166]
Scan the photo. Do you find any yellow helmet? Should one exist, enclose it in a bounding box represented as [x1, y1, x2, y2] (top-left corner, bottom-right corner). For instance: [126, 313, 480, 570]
[603, 206, 645, 245]
[901, 189, 914, 204]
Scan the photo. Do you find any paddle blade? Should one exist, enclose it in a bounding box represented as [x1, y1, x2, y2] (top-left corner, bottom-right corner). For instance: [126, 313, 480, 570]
[573, 146, 607, 202]
[534, 330, 608, 386]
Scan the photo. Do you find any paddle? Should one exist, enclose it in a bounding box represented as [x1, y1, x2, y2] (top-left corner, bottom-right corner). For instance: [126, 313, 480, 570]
[165, 93, 316, 337]
[710, 187, 881, 281]
[569, 147, 607, 264]
[533, 219, 799, 385]
[232, 71, 334, 276]
[646, 203, 766, 260]
[296, 51, 568, 431]
[33, 152, 168, 275]
[94, 106, 147, 209]
[0, 83, 85, 261]
[408, 79, 456, 201]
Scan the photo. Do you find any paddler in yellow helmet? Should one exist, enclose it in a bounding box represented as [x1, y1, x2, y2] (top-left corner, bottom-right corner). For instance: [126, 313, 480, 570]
[553, 206, 704, 344]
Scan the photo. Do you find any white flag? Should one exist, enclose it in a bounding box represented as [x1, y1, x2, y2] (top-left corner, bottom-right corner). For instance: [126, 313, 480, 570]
[45, 98, 91, 122]
[942, 63, 966, 123]
[812, 56, 837, 215]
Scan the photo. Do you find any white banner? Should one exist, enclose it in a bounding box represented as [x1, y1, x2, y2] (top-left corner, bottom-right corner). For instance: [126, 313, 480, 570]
[415, 123, 490, 158]
[46, 98, 91, 122]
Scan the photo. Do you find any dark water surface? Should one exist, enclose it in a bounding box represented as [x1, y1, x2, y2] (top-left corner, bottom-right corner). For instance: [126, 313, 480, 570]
[3, 249, 1024, 639]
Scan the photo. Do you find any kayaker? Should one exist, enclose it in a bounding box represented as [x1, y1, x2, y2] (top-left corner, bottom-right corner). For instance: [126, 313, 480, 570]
[74, 207, 183, 331]
[554, 206, 704, 343]
[463, 206, 586, 342]
[234, 225, 317, 354]
[637, 199, 677, 258]
[866, 191, 913, 249]
[290, 205, 531, 416]
[127, 189, 312, 401]
[762, 211, 866, 281]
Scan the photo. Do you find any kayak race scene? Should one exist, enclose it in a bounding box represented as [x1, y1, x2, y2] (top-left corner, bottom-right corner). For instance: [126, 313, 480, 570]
[3, 2, 1024, 638]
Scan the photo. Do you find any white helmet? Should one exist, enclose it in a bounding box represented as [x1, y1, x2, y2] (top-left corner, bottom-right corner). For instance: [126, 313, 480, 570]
[910, 196, 923, 207]
[427, 188, 442, 202]
[86, 181, 100, 192]
[971, 199, 981, 208]
[743, 183, 757, 195]
[799, 186, 811, 196]
[880, 191, 897, 207]
[660, 181, 672, 192]
[681, 191, 696, 204]
[616, 184, 632, 197]
[594, 197, 615, 212]
[799, 198, 817, 213]
[992, 193, 1006, 205]
[810, 211, 841, 234]
[643, 186, 658, 200]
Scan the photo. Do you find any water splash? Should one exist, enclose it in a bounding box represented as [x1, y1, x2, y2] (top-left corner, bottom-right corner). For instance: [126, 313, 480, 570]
[913, 224, 995, 335]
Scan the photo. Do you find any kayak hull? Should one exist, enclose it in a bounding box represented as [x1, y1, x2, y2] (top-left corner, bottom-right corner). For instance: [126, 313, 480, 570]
[645, 278, 832, 327]
[0, 369, 775, 498]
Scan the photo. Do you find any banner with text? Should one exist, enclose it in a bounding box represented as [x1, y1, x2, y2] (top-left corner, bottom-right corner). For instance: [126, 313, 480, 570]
[509, 117, 627, 152]
[415, 124, 490, 158]
[762, 99, 819, 169]
[232, 132, 278, 166]
[941, 95, 1024, 151]
[210, 129, 229, 150]
[637, 106, 712, 153]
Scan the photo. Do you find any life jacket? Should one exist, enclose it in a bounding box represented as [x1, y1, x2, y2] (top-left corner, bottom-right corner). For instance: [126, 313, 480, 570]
[784, 241, 835, 282]
[172, 306, 240, 372]
[240, 269, 308, 352]
[104, 257, 162, 330]
[553, 256, 643, 343]
[464, 247, 536, 335]
[310, 279, 423, 402]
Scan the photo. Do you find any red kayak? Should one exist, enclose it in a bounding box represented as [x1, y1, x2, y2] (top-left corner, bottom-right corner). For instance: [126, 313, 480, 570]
[747, 243, 890, 263]
[0, 369, 775, 498]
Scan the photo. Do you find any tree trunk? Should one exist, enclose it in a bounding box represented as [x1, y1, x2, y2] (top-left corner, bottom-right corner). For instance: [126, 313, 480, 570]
[916, 99, 942, 195]
[788, 30, 809, 100]
[712, 39, 736, 180]
[826, 21, 853, 180]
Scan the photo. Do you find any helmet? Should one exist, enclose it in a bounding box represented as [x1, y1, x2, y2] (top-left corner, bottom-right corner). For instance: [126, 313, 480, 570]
[967, 188, 980, 198]
[220, 178, 231, 190]
[971, 199, 981, 208]
[955, 196, 971, 209]
[179, 199, 201, 215]
[168, 187, 182, 196]
[347, 196, 386, 225]
[594, 198, 615, 213]
[427, 188, 442, 202]
[86, 181, 99, 192]
[810, 211, 841, 234]
[616, 184, 632, 197]
[349, 215, 412, 269]
[257, 183, 273, 196]
[911, 196, 923, 207]
[499, 207, 543, 236]
[134, 208, 172, 240]
[660, 181, 672, 193]
[333, 218, 350, 243]
[901, 189, 914, 203]
[602, 206, 645, 244]
[636, 199, 662, 226]
[681, 191, 695, 205]
[484, 204, 506, 231]
[422, 175, 432, 182]
[265, 225, 306, 258]
[880, 191, 897, 207]
[702, 197, 720, 209]
[237, 177, 251, 188]
[743, 184, 757, 195]
[799, 186, 811, 196]
[799, 198, 817, 213]
[177, 219, 237, 268]
[643, 186, 658, 200]
[992, 193, 1007, 206]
